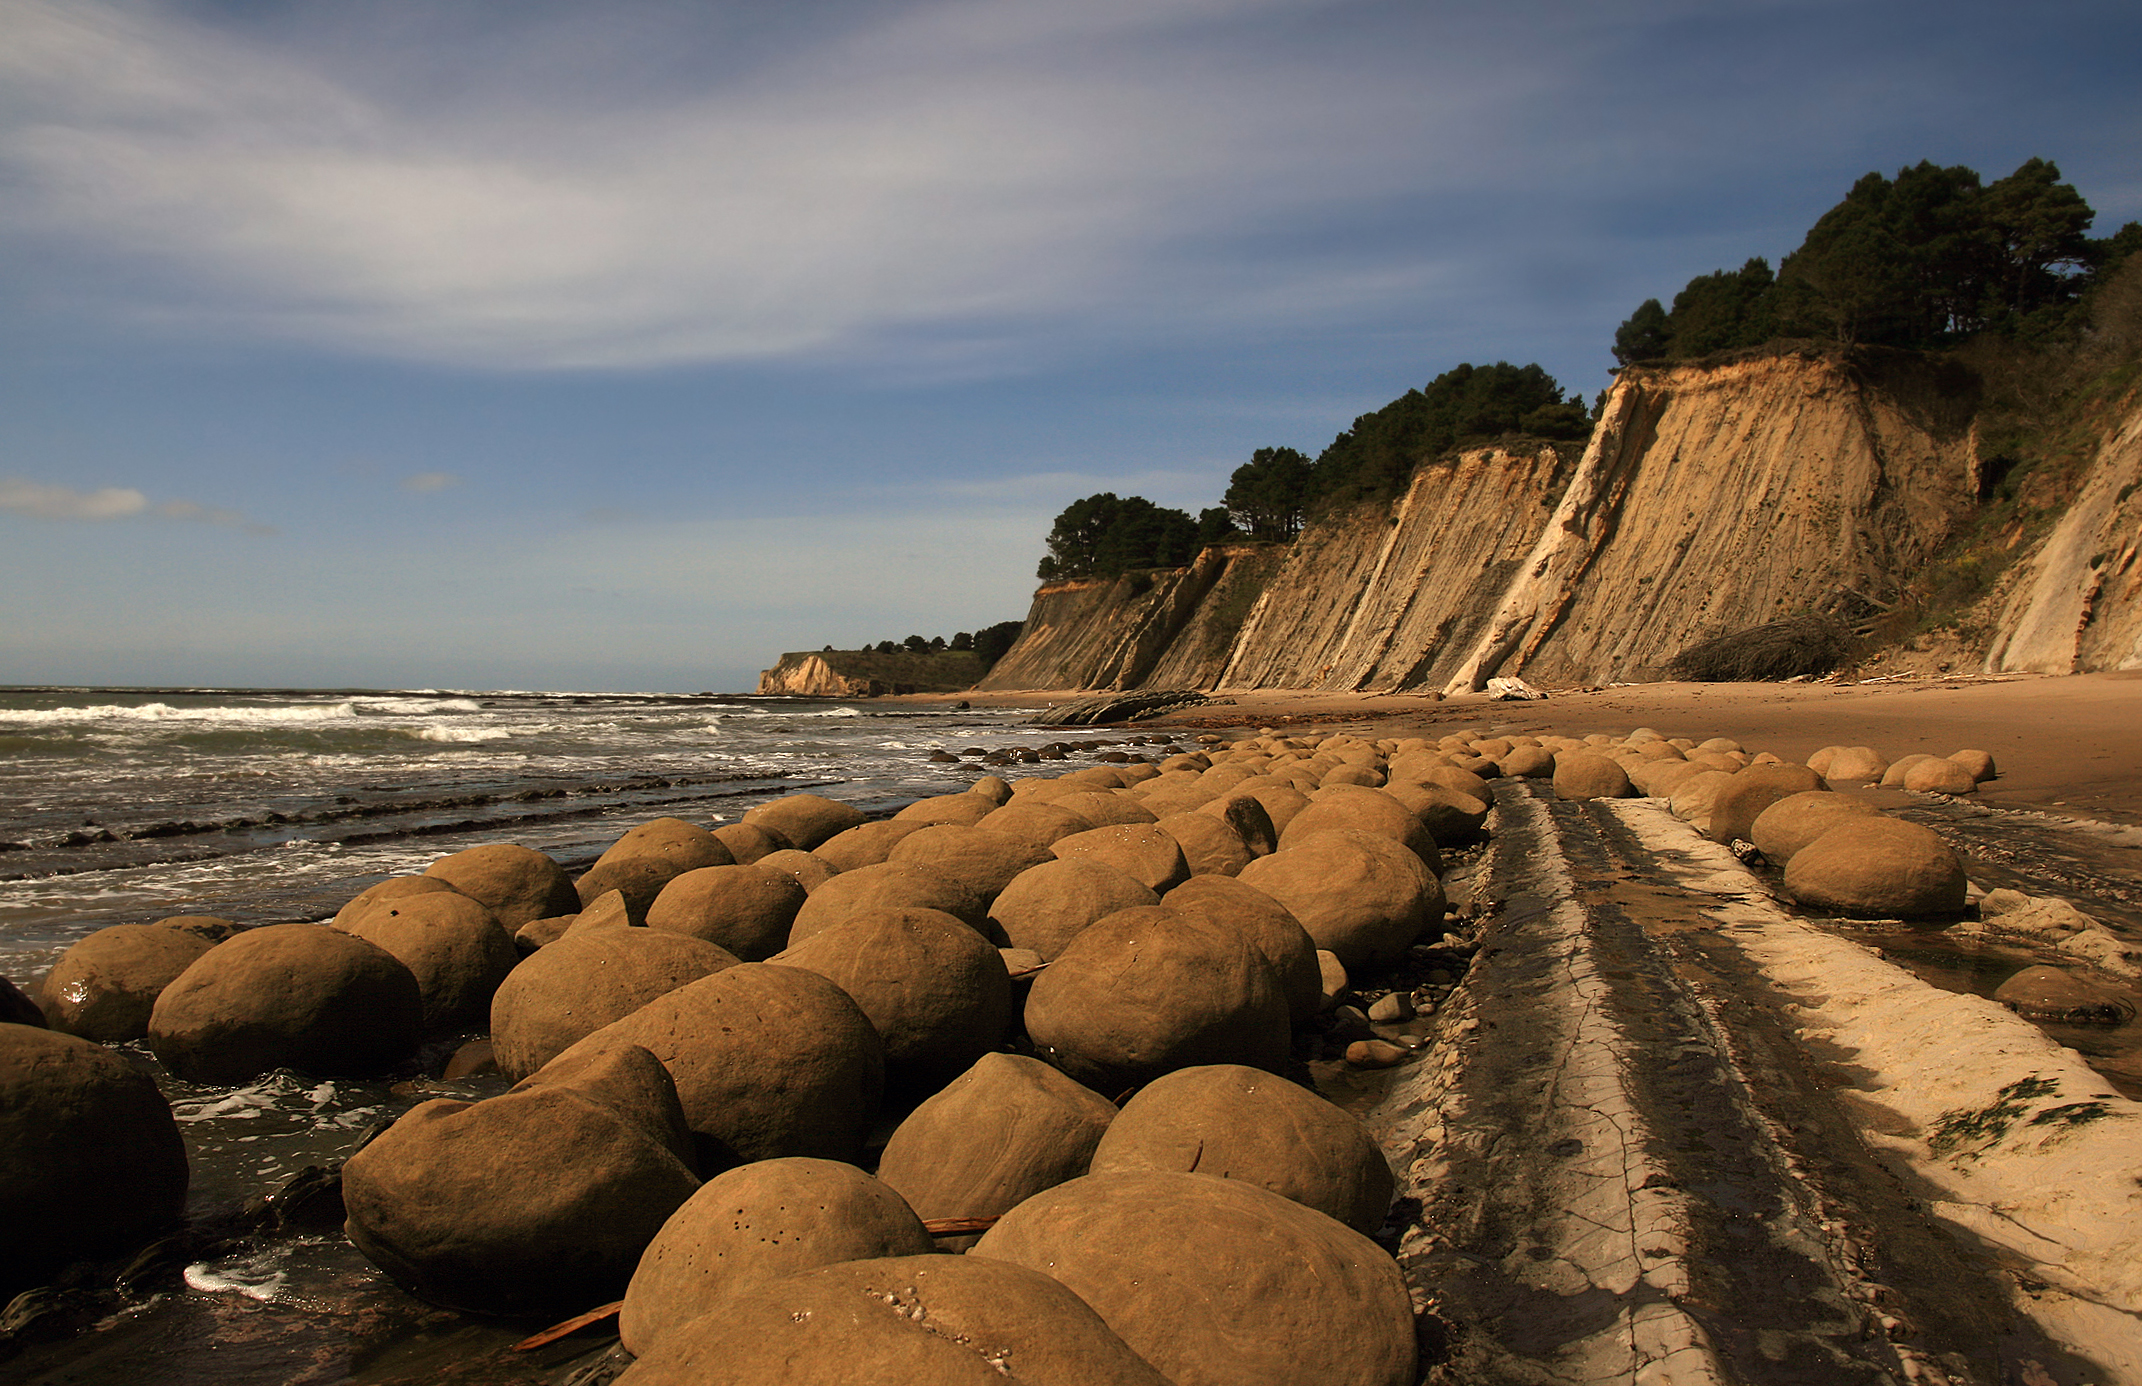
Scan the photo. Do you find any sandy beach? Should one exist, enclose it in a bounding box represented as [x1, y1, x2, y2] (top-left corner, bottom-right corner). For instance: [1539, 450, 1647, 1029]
[898, 671, 2142, 826]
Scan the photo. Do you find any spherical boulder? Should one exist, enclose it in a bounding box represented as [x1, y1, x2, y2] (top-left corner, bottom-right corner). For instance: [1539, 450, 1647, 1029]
[891, 792, 1000, 828]
[1666, 768, 1739, 831]
[813, 820, 928, 872]
[750, 849, 837, 894]
[976, 800, 1096, 852]
[710, 822, 791, 865]
[342, 1043, 700, 1317]
[1194, 792, 1277, 856]
[38, 921, 221, 1044]
[1089, 1064, 1394, 1235]
[546, 962, 885, 1171]
[1748, 791, 1884, 864]
[788, 861, 991, 942]
[342, 891, 520, 1032]
[1, 1026, 189, 1298]
[148, 924, 422, 1084]
[619, 1157, 934, 1355]
[1051, 791, 1159, 829]
[986, 858, 1159, 961]
[742, 793, 866, 851]
[1498, 745, 1554, 779]
[423, 843, 580, 928]
[875, 1052, 1118, 1251]
[1949, 748, 1998, 783]
[1237, 830, 1441, 971]
[971, 1170, 1416, 1386]
[1879, 753, 1938, 788]
[333, 875, 460, 928]
[1024, 906, 1288, 1094]
[1154, 811, 1255, 878]
[1381, 781, 1488, 844]
[1707, 763, 1827, 844]
[774, 907, 1013, 1092]
[579, 818, 735, 914]
[490, 928, 740, 1081]
[1783, 818, 1968, 919]
[1162, 875, 1321, 1026]
[1050, 823, 1191, 894]
[612, 1254, 1172, 1386]
[1552, 751, 1634, 801]
[1904, 756, 1978, 794]
[888, 825, 1056, 902]
[1820, 747, 1888, 782]
[1279, 785, 1441, 871]
[646, 864, 806, 961]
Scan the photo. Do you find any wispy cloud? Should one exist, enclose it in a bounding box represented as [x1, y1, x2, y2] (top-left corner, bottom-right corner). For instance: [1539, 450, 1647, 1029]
[0, 476, 273, 533]
[401, 471, 459, 493]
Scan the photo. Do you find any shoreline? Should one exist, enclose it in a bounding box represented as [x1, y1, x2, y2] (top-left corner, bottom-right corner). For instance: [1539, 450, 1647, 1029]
[891, 671, 2142, 826]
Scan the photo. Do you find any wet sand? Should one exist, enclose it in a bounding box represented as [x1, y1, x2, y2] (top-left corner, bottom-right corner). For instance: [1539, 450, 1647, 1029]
[898, 672, 2142, 826]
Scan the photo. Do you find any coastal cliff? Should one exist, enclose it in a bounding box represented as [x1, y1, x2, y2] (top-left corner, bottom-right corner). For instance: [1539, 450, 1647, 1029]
[757, 649, 986, 696]
[982, 348, 1996, 692]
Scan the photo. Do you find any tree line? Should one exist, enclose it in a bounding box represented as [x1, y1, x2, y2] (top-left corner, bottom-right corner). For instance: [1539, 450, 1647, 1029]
[1035, 155, 2138, 587]
[835, 620, 1025, 665]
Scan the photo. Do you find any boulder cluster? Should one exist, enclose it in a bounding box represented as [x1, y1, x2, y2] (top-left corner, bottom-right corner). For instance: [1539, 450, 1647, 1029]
[11, 730, 1486, 1385]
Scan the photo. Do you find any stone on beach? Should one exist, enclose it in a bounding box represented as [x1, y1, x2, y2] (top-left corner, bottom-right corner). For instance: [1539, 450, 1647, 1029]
[619, 1157, 934, 1356]
[577, 818, 735, 915]
[887, 824, 1057, 901]
[645, 863, 806, 960]
[874, 1052, 1118, 1251]
[1050, 823, 1192, 894]
[1024, 905, 1289, 1093]
[544, 962, 885, 1171]
[1782, 817, 1968, 919]
[611, 1254, 1173, 1386]
[1748, 790, 1884, 864]
[986, 857, 1160, 960]
[1948, 748, 1998, 782]
[342, 890, 520, 1032]
[971, 1170, 1416, 1386]
[812, 820, 928, 872]
[37, 920, 222, 1044]
[489, 928, 740, 1081]
[1088, 1064, 1395, 1236]
[1, 1025, 189, 1299]
[1237, 829, 1442, 971]
[1154, 810, 1256, 877]
[1551, 750, 1634, 800]
[1162, 874, 1322, 1026]
[333, 875, 461, 927]
[1281, 784, 1442, 869]
[709, 822, 791, 865]
[1903, 756, 1979, 794]
[422, 843, 581, 928]
[342, 1043, 699, 1318]
[147, 923, 423, 1084]
[787, 861, 991, 942]
[1706, 762, 1827, 844]
[773, 906, 1013, 1092]
[969, 799, 1095, 852]
[889, 792, 1000, 828]
[741, 793, 867, 851]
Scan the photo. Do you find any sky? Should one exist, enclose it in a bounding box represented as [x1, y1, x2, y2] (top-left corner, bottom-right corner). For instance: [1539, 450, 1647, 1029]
[3, 0, 2138, 694]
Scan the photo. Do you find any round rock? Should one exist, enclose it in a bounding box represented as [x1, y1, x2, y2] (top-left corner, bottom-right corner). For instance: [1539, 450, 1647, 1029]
[1783, 818, 1968, 919]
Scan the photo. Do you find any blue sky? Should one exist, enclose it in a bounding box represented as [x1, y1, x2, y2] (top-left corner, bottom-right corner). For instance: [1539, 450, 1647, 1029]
[3, 0, 2138, 693]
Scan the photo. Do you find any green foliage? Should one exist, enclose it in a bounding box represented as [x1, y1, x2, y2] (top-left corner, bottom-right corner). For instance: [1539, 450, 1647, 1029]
[973, 620, 1024, 666]
[1223, 446, 1313, 539]
[1310, 361, 1585, 508]
[1666, 258, 1777, 356]
[1613, 298, 1670, 365]
[1038, 493, 1199, 581]
[1196, 506, 1241, 545]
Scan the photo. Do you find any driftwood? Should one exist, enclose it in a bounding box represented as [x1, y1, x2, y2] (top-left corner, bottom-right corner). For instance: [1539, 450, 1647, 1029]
[1031, 691, 1208, 726]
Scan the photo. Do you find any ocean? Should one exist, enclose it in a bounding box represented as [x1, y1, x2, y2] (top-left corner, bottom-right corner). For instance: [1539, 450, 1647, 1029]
[0, 684, 1127, 1385]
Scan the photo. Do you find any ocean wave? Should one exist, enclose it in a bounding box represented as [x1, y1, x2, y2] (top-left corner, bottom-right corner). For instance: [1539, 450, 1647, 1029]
[0, 701, 363, 726]
[414, 725, 515, 743]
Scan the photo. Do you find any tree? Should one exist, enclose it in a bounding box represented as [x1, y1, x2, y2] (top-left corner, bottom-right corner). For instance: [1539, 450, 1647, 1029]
[1309, 362, 1582, 507]
[1037, 493, 1199, 580]
[929, 635, 947, 651]
[1196, 506, 1240, 545]
[1665, 258, 1776, 356]
[902, 634, 929, 653]
[1979, 157, 2093, 326]
[873, 640, 896, 654]
[1223, 447, 1313, 539]
[1613, 298, 1670, 365]
[949, 630, 975, 651]
[974, 620, 1024, 666]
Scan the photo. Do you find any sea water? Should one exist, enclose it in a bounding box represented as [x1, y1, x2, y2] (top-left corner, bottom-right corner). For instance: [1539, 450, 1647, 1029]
[0, 685, 1125, 1385]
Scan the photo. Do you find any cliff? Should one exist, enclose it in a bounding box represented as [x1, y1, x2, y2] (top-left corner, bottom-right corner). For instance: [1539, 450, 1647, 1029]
[757, 649, 987, 696]
[985, 348, 2000, 693]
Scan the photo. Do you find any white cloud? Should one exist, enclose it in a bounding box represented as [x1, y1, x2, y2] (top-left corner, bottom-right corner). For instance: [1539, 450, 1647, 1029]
[0, 475, 271, 532]
[401, 471, 459, 493]
[0, 478, 146, 519]
[0, 0, 1493, 371]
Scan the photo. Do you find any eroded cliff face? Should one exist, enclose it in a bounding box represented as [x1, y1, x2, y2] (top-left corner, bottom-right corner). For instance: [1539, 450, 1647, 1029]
[1987, 393, 2142, 673]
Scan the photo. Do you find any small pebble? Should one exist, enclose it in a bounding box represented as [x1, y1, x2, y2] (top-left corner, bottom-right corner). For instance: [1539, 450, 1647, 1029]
[1344, 1040, 1409, 1069]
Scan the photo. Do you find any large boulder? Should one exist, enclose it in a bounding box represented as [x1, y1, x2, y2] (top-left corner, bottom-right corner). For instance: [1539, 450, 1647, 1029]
[1904, 756, 1979, 794]
[890, 792, 999, 828]
[1381, 781, 1489, 844]
[1194, 792, 1278, 856]
[1024, 906, 1288, 1094]
[1154, 811, 1255, 878]
[887, 825, 1056, 903]
[342, 1043, 699, 1317]
[1, 1025, 189, 1298]
[37, 921, 220, 1044]
[1783, 818, 1968, 919]
[546, 963, 885, 1171]
[1279, 785, 1441, 872]
[1748, 791, 1884, 864]
[774, 907, 1013, 1092]
[1089, 1065, 1393, 1235]
[741, 794, 866, 851]
[1051, 791, 1159, 829]
[875, 1052, 1118, 1251]
[1236, 830, 1441, 971]
[813, 820, 929, 873]
[619, 1157, 934, 1355]
[973, 800, 1096, 852]
[1050, 824, 1191, 894]
[788, 862, 992, 944]
[1707, 763, 1827, 844]
[971, 1170, 1416, 1386]
[342, 891, 519, 1032]
[579, 817, 735, 914]
[710, 822, 791, 865]
[490, 928, 740, 1081]
[148, 924, 423, 1083]
[423, 843, 580, 928]
[750, 848, 837, 894]
[645, 864, 806, 961]
[1162, 874, 1321, 1026]
[1551, 751, 1634, 801]
[986, 858, 1159, 961]
[333, 876, 460, 927]
[612, 1254, 1172, 1386]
